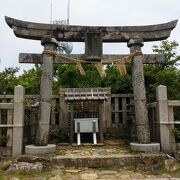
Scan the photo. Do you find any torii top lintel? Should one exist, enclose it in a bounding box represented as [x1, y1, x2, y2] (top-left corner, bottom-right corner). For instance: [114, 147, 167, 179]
[5, 16, 178, 43]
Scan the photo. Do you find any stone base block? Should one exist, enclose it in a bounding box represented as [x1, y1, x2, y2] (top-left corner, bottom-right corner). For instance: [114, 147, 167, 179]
[52, 154, 165, 168]
[130, 142, 160, 152]
[25, 144, 56, 155]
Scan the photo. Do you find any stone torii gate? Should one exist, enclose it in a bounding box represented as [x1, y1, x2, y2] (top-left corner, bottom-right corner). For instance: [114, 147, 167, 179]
[5, 16, 177, 153]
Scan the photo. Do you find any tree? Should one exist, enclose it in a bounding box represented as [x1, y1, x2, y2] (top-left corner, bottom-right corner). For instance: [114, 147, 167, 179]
[53, 64, 81, 94]
[53, 64, 102, 94]
[78, 64, 102, 88]
[153, 40, 180, 69]
[18, 65, 41, 94]
[144, 40, 180, 101]
[0, 67, 19, 94]
[101, 65, 132, 93]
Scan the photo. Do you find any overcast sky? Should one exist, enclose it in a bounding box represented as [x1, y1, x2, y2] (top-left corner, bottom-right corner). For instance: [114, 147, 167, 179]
[0, 0, 180, 73]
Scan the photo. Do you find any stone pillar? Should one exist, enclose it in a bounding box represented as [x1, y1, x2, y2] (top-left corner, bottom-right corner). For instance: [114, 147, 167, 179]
[156, 85, 175, 153]
[12, 85, 25, 156]
[127, 37, 150, 144]
[35, 35, 58, 146]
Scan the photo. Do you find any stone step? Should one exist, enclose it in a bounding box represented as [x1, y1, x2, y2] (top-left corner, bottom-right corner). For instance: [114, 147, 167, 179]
[51, 154, 165, 168]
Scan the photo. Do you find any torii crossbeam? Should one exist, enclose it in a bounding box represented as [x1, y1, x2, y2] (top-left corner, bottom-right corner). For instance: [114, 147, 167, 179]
[19, 53, 164, 64]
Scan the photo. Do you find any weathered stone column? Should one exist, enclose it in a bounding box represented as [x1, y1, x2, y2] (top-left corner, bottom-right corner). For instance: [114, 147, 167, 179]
[12, 85, 25, 156]
[156, 85, 176, 153]
[127, 37, 150, 144]
[35, 35, 58, 146]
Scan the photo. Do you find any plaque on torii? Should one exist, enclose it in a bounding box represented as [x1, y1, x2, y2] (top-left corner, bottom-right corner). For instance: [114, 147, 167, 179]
[5, 16, 178, 148]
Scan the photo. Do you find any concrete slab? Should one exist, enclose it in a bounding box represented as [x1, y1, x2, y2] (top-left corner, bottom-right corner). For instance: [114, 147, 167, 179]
[25, 144, 56, 155]
[130, 143, 160, 152]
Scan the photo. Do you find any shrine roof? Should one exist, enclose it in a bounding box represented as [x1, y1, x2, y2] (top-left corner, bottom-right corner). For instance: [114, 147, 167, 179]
[60, 88, 111, 101]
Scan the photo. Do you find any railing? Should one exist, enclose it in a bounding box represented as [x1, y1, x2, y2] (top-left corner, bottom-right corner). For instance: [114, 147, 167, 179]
[0, 103, 13, 156]
[0, 91, 134, 149]
[111, 94, 134, 137]
[23, 95, 59, 145]
[23, 94, 134, 141]
[167, 100, 180, 152]
[23, 95, 59, 129]
[0, 86, 24, 156]
[147, 102, 160, 143]
[148, 85, 180, 154]
[0, 83, 136, 156]
[1, 85, 179, 155]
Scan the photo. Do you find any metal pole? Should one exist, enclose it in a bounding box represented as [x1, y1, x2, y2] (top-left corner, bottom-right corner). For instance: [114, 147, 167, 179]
[67, 0, 70, 24]
[50, 3, 53, 24]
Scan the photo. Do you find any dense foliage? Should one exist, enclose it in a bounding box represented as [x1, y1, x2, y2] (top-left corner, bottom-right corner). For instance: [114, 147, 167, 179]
[0, 67, 19, 94]
[0, 40, 180, 102]
[145, 40, 180, 101]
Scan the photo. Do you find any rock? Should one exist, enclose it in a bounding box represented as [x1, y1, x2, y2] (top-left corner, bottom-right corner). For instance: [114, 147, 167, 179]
[120, 174, 131, 179]
[98, 170, 117, 179]
[99, 175, 117, 179]
[138, 154, 165, 172]
[165, 159, 180, 171]
[136, 163, 145, 171]
[57, 149, 66, 155]
[151, 162, 163, 172]
[80, 152, 92, 156]
[146, 174, 156, 178]
[141, 155, 154, 166]
[10, 178, 20, 180]
[17, 155, 49, 163]
[32, 177, 46, 180]
[65, 173, 80, 180]
[51, 167, 63, 176]
[3, 156, 50, 172]
[98, 170, 117, 175]
[81, 172, 98, 179]
[5, 161, 44, 172]
[65, 169, 80, 173]
[49, 175, 62, 180]
[133, 172, 144, 178]
[161, 173, 172, 178]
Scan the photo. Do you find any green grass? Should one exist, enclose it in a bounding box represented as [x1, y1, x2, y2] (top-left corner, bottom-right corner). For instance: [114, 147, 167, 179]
[0, 168, 53, 180]
[0, 170, 49, 179]
[0, 157, 53, 179]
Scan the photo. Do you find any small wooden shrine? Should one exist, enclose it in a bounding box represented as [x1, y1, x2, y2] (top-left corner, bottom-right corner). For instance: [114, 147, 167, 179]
[59, 88, 111, 144]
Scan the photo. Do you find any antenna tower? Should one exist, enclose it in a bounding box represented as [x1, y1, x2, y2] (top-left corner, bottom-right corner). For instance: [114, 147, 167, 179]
[50, 0, 73, 54]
